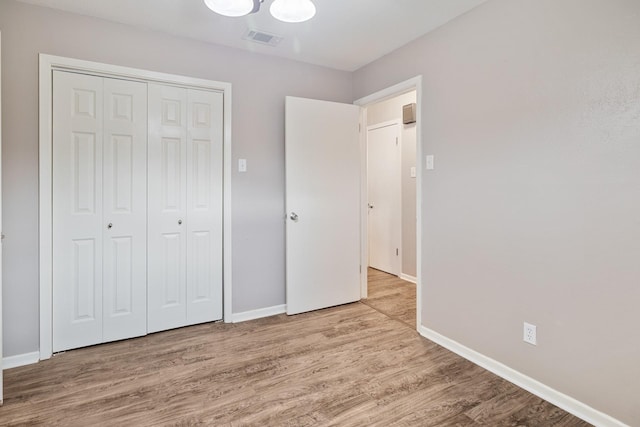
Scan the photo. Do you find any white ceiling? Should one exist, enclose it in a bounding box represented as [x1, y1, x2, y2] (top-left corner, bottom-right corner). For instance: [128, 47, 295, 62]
[16, 0, 487, 71]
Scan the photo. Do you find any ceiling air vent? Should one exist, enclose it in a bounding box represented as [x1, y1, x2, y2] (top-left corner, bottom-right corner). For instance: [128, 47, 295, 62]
[243, 29, 283, 47]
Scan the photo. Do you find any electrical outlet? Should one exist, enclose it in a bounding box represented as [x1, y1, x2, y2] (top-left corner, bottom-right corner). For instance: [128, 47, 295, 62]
[523, 322, 537, 345]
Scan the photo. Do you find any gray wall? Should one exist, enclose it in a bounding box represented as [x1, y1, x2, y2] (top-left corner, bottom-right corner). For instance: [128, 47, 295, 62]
[354, 0, 640, 424]
[0, 0, 352, 357]
[366, 92, 417, 278]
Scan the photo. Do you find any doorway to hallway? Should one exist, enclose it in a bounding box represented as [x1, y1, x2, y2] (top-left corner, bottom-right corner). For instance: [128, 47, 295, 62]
[355, 75, 423, 331]
[365, 90, 418, 283]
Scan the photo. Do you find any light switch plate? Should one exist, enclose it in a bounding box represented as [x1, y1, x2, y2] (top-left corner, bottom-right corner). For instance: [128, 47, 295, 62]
[426, 155, 435, 170]
[238, 159, 247, 173]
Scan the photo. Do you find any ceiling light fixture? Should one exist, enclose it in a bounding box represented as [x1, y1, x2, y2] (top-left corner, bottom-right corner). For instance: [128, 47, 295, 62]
[203, 0, 316, 23]
[270, 0, 316, 23]
[203, 0, 258, 17]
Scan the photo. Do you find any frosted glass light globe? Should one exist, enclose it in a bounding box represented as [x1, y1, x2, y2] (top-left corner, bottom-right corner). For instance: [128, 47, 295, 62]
[204, 0, 254, 17]
[270, 0, 316, 23]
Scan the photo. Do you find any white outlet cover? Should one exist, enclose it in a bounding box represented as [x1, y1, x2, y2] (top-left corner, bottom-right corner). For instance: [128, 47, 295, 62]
[523, 322, 537, 345]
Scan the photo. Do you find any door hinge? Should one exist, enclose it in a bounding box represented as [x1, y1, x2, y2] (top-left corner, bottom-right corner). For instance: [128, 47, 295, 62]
[359, 123, 362, 132]
[396, 137, 399, 146]
[396, 248, 399, 256]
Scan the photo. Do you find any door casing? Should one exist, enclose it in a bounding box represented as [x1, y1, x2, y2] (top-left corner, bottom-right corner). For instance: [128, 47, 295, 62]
[0, 30, 4, 405]
[38, 54, 233, 360]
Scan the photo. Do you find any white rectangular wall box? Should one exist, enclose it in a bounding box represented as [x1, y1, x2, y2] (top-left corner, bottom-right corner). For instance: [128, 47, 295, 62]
[426, 155, 435, 170]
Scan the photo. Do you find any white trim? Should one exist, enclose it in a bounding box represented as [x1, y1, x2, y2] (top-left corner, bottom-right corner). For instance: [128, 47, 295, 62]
[355, 77, 421, 107]
[3, 352, 40, 370]
[419, 326, 628, 427]
[354, 76, 423, 331]
[0, 30, 4, 404]
[399, 274, 417, 284]
[38, 54, 233, 361]
[232, 305, 287, 323]
[358, 108, 368, 298]
[367, 119, 401, 132]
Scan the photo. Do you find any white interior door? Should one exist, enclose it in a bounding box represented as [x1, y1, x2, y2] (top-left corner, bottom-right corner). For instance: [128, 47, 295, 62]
[185, 89, 224, 325]
[102, 78, 148, 342]
[148, 85, 224, 332]
[53, 71, 104, 352]
[367, 123, 401, 275]
[148, 84, 188, 333]
[53, 72, 148, 351]
[285, 97, 361, 315]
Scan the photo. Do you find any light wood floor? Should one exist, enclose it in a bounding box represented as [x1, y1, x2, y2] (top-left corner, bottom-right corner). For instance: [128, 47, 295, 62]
[0, 271, 591, 426]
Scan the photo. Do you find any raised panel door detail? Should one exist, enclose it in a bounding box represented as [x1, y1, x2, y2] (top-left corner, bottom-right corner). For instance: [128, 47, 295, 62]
[111, 93, 133, 121]
[162, 100, 182, 126]
[112, 135, 133, 213]
[192, 139, 211, 210]
[190, 231, 211, 302]
[148, 84, 188, 333]
[53, 71, 104, 353]
[73, 132, 97, 214]
[108, 236, 133, 315]
[73, 89, 97, 118]
[162, 233, 182, 307]
[163, 137, 182, 212]
[102, 77, 147, 343]
[186, 89, 223, 324]
[192, 103, 211, 128]
[72, 239, 97, 321]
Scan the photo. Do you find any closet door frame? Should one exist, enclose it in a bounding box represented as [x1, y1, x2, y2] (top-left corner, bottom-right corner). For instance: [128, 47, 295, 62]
[38, 54, 233, 360]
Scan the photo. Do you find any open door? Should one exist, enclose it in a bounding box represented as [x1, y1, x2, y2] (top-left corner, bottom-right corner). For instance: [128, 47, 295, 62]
[285, 97, 361, 315]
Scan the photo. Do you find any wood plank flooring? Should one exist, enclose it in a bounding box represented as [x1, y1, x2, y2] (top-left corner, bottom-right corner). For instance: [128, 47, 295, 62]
[0, 271, 591, 426]
[362, 268, 416, 328]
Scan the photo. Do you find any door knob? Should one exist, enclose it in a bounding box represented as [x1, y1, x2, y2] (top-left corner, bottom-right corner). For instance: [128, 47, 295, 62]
[107, 223, 113, 229]
[178, 219, 183, 225]
[368, 204, 374, 209]
[289, 212, 299, 222]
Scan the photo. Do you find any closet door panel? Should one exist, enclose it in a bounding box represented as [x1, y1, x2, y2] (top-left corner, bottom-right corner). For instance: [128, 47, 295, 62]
[186, 89, 223, 324]
[148, 84, 188, 333]
[53, 71, 104, 352]
[102, 78, 148, 342]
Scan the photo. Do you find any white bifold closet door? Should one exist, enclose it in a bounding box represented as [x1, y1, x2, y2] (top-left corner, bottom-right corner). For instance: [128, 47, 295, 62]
[52, 71, 147, 352]
[147, 84, 223, 333]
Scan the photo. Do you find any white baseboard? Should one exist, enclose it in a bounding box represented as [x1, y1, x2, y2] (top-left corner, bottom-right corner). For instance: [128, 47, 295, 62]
[400, 273, 417, 284]
[3, 351, 40, 370]
[418, 326, 627, 427]
[232, 304, 287, 323]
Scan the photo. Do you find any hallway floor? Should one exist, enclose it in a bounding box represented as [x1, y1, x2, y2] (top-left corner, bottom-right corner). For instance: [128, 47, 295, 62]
[362, 267, 416, 328]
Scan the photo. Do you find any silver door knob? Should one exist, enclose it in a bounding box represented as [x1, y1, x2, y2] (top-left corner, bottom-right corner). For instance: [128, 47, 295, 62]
[289, 212, 299, 222]
[107, 223, 113, 229]
[178, 219, 183, 225]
